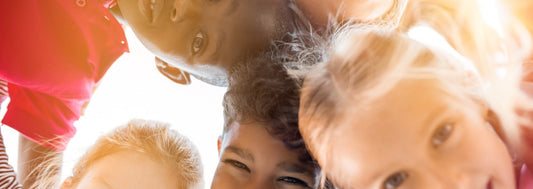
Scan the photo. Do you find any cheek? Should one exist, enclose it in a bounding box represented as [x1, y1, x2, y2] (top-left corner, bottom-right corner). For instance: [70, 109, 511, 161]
[211, 167, 234, 189]
[454, 122, 514, 174]
[211, 163, 246, 188]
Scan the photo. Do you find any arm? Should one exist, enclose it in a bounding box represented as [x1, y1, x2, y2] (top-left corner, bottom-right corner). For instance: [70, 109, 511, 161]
[0, 131, 21, 189]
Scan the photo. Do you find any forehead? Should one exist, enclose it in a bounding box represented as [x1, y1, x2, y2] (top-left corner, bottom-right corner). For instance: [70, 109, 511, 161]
[322, 79, 473, 183]
[221, 122, 313, 168]
[338, 79, 455, 138]
[222, 122, 297, 158]
[77, 150, 178, 188]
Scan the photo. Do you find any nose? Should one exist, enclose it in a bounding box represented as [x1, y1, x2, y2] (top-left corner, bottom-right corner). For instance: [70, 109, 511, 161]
[241, 176, 275, 189]
[417, 162, 471, 188]
[170, 0, 188, 22]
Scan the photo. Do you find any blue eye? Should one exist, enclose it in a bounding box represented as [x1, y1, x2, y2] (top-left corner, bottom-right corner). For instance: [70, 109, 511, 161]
[432, 124, 453, 147]
[384, 171, 408, 189]
[278, 177, 310, 188]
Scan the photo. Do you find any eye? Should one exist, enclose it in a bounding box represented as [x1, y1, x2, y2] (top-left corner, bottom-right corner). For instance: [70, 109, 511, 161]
[223, 159, 250, 172]
[278, 177, 311, 188]
[191, 31, 207, 55]
[383, 171, 408, 189]
[432, 124, 453, 147]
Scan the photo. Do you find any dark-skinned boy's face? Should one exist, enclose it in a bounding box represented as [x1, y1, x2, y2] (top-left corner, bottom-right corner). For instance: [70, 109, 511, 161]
[116, 0, 296, 86]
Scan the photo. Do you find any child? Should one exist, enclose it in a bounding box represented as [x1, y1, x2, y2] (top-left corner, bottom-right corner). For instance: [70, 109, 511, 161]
[0, 0, 405, 187]
[211, 55, 328, 189]
[299, 29, 532, 188]
[30, 119, 203, 189]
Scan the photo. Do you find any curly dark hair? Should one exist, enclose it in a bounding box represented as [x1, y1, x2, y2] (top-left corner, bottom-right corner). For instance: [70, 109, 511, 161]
[222, 30, 334, 187]
[222, 51, 312, 163]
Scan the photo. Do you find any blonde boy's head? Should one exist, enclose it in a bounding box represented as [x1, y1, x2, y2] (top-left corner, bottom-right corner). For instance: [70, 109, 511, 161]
[67, 119, 203, 189]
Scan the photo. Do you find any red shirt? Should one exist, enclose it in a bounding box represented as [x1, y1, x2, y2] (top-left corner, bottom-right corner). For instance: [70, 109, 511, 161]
[0, 0, 128, 151]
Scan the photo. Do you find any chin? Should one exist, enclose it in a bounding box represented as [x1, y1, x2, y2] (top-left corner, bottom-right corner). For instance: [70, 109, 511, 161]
[190, 72, 228, 87]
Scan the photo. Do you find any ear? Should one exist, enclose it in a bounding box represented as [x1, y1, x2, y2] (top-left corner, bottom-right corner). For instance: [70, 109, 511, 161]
[60, 177, 73, 189]
[217, 135, 223, 156]
[155, 57, 191, 85]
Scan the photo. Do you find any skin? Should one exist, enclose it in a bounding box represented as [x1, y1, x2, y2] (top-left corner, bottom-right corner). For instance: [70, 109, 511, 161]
[112, 0, 397, 86]
[306, 79, 515, 189]
[61, 150, 179, 189]
[212, 122, 317, 189]
[114, 0, 296, 86]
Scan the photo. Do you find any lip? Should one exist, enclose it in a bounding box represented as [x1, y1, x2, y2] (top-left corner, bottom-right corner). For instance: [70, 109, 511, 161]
[138, 0, 164, 23]
[486, 178, 493, 189]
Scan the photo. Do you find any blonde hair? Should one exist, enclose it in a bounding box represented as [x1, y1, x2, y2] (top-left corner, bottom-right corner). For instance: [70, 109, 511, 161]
[399, 0, 532, 73]
[30, 119, 203, 189]
[299, 28, 526, 188]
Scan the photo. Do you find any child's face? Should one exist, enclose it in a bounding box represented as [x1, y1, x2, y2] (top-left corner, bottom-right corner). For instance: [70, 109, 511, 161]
[116, 0, 295, 84]
[310, 79, 515, 189]
[212, 122, 317, 189]
[66, 150, 180, 189]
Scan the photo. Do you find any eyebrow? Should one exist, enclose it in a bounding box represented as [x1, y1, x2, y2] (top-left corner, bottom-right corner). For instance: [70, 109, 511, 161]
[225, 146, 254, 162]
[277, 162, 315, 177]
[93, 175, 114, 189]
[419, 104, 449, 137]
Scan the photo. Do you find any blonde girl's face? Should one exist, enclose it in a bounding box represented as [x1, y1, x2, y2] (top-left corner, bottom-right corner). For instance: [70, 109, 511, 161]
[65, 150, 180, 189]
[316, 79, 515, 189]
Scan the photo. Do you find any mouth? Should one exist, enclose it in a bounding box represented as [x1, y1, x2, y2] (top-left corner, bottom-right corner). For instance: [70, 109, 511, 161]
[138, 0, 163, 23]
[486, 178, 493, 189]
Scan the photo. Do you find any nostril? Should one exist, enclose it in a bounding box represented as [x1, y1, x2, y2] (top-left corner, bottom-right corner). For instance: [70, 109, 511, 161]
[170, 0, 188, 22]
[170, 8, 178, 21]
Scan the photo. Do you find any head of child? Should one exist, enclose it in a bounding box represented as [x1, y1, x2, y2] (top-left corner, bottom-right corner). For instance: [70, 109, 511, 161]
[60, 119, 203, 189]
[113, 0, 299, 86]
[299, 29, 517, 188]
[211, 59, 321, 189]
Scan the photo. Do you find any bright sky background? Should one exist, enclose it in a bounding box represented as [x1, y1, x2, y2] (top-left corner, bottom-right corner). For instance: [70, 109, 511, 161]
[0, 27, 226, 186]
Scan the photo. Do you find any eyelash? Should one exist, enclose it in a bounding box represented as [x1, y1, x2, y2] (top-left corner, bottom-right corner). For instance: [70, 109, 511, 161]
[383, 171, 408, 189]
[278, 177, 311, 188]
[223, 159, 310, 188]
[191, 31, 207, 55]
[223, 159, 250, 172]
[432, 123, 454, 147]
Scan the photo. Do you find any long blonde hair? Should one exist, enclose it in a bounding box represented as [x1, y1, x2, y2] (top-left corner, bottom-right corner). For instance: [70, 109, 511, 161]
[398, 0, 532, 74]
[31, 119, 203, 189]
[299, 28, 527, 188]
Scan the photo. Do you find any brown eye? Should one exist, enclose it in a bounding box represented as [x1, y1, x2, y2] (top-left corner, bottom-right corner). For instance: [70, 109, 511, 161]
[191, 32, 207, 55]
[223, 159, 250, 173]
[384, 172, 408, 189]
[432, 124, 453, 147]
